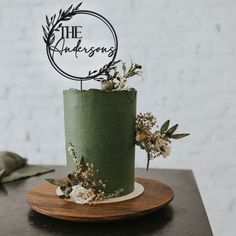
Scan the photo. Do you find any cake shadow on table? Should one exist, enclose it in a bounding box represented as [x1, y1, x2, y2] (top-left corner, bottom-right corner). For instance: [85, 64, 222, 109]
[28, 205, 174, 235]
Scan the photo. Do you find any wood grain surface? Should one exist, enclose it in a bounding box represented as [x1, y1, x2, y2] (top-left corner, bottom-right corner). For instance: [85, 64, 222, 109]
[27, 177, 174, 222]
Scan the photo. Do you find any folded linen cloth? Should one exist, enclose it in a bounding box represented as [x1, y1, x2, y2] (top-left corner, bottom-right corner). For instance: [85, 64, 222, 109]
[0, 151, 54, 183]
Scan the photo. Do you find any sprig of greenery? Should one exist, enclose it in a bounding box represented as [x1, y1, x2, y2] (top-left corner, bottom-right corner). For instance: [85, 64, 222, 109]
[135, 113, 189, 170]
[160, 121, 189, 139]
[42, 3, 82, 46]
[100, 60, 143, 91]
[45, 143, 125, 203]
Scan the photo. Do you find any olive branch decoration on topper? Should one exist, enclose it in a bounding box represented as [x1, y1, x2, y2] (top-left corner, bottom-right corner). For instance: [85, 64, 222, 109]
[42, 3, 82, 47]
[42, 2, 119, 90]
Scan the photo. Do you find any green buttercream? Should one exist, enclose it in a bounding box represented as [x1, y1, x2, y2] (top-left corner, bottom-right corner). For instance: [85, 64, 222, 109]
[63, 89, 137, 196]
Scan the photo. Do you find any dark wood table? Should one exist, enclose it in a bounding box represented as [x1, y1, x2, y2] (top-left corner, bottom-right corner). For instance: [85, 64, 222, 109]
[0, 166, 213, 236]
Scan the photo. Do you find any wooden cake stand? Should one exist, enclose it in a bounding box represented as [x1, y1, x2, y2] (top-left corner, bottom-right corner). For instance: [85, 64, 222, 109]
[27, 177, 174, 222]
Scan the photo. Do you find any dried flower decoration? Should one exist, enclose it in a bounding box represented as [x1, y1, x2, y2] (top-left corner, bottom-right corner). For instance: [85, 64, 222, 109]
[100, 60, 142, 91]
[135, 112, 189, 170]
[46, 143, 124, 204]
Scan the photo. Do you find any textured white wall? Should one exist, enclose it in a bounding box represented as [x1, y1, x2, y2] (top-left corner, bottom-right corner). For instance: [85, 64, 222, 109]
[0, 0, 236, 235]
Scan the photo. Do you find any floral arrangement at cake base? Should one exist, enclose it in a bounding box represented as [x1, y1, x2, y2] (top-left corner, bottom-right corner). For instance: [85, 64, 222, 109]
[46, 143, 124, 205]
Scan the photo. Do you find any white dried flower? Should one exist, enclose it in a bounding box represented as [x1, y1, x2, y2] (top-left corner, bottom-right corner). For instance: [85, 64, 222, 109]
[135, 112, 157, 131]
[155, 138, 171, 158]
[114, 83, 119, 89]
[119, 82, 125, 88]
[109, 69, 116, 77]
[161, 145, 171, 158]
[135, 128, 151, 142]
[101, 80, 113, 91]
[70, 185, 95, 204]
[68, 144, 75, 156]
[68, 145, 73, 152]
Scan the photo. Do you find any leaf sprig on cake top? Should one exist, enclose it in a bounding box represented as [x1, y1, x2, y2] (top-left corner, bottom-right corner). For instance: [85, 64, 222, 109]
[135, 112, 189, 170]
[46, 143, 124, 204]
[100, 60, 142, 91]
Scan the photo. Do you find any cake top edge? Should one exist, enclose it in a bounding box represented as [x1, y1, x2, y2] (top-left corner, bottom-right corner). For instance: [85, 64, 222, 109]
[63, 88, 137, 94]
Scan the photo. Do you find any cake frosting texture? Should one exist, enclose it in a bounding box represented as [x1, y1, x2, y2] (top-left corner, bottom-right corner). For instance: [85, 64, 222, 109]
[63, 88, 137, 196]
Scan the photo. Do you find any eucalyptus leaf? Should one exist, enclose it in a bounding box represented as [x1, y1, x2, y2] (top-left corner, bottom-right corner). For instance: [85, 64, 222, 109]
[65, 4, 73, 14]
[43, 37, 47, 44]
[166, 124, 178, 136]
[171, 133, 190, 139]
[42, 26, 48, 38]
[113, 60, 121, 65]
[45, 178, 67, 186]
[75, 3, 82, 11]
[49, 35, 55, 45]
[46, 15, 50, 26]
[63, 17, 72, 21]
[160, 120, 170, 133]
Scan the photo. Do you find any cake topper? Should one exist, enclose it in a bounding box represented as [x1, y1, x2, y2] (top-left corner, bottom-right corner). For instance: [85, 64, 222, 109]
[42, 3, 118, 89]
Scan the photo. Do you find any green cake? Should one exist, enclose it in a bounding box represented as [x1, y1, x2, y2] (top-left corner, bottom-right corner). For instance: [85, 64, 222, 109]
[45, 60, 188, 205]
[64, 88, 137, 196]
[42, 4, 189, 205]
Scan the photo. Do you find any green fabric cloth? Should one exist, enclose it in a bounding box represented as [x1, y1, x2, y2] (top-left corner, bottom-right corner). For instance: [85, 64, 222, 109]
[0, 151, 54, 183]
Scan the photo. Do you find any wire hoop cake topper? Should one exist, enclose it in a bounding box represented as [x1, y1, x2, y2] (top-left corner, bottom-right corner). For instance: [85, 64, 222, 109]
[42, 3, 118, 89]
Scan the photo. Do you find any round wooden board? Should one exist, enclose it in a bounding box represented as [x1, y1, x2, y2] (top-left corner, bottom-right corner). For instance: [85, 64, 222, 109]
[27, 177, 174, 222]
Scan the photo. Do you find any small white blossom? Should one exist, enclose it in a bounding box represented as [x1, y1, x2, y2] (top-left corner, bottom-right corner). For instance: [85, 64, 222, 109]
[161, 145, 171, 158]
[68, 144, 75, 156]
[119, 82, 125, 88]
[114, 83, 119, 89]
[155, 138, 171, 158]
[70, 185, 95, 204]
[101, 80, 113, 91]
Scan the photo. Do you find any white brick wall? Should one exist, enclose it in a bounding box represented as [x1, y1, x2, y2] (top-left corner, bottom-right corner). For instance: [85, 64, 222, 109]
[1, 0, 236, 235]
